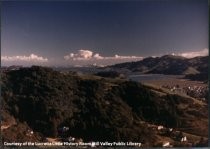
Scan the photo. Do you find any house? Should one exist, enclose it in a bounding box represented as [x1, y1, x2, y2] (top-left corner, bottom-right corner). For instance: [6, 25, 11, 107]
[26, 129, 34, 137]
[58, 126, 69, 137]
[157, 125, 164, 130]
[67, 136, 75, 142]
[169, 128, 173, 132]
[162, 142, 170, 147]
[58, 126, 69, 133]
[181, 136, 187, 142]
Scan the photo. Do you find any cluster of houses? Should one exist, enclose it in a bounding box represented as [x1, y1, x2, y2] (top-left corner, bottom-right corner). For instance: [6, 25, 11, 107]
[162, 85, 184, 94]
[183, 86, 208, 100]
[57, 126, 84, 143]
[148, 124, 190, 147]
[48, 125, 206, 147]
[161, 84, 207, 101]
[26, 129, 34, 137]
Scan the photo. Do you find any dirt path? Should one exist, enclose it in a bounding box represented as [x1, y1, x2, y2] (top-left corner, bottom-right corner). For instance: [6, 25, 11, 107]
[1, 124, 11, 130]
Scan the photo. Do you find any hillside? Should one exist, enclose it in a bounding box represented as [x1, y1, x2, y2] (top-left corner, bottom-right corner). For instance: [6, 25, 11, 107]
[1, 66, 208, 147]
[109, 55, 208, 81]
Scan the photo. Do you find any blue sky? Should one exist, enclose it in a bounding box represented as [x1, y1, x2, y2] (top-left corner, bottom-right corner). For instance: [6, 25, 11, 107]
[1, 0, 208, 66]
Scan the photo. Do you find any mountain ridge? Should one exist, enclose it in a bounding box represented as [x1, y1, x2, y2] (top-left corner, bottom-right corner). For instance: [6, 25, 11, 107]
[107, 55, 208, 81]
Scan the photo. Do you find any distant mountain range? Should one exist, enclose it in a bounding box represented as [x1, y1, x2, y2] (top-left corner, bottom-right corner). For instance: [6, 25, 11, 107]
[108, 55, 208, 81]
[1, 55, 207, 82]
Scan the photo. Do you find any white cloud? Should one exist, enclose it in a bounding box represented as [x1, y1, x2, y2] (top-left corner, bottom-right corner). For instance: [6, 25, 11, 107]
[93, 53, 104, 59]
[64, 49, 143, 61]
[177, 48, 208, 58]
[64, 50, 93, 60]
[114, 55, 141, 59]
[1, 54, 48, 62]
[79, 50, 93, 59]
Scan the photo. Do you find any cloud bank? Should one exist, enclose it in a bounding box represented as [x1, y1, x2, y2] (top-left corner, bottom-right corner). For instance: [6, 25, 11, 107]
[177, 48, 208, 58]
[1, 54, 48, 62]
[64, 49, 143, 61]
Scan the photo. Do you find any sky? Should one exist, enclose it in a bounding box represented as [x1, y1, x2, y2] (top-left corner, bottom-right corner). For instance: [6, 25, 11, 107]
[1, 0, 209, 66]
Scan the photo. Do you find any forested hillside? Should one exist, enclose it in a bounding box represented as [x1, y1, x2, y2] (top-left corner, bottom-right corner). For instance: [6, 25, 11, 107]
[1, 66, 208, 147]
